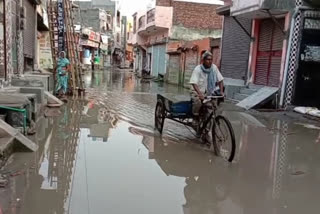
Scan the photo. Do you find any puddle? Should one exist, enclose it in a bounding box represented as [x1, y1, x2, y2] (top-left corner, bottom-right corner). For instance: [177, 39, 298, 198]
[1, 70, 320, 214]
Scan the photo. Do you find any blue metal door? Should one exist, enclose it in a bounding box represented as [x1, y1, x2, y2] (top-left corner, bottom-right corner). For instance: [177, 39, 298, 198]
[151, 44, 166, 77]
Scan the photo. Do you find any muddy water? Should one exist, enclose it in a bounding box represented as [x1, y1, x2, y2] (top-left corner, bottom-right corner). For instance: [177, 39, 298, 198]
[1, 70, 320, 214]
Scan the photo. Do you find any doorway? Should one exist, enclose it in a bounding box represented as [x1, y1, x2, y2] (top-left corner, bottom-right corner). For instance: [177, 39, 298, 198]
[293, 18, 320, 108]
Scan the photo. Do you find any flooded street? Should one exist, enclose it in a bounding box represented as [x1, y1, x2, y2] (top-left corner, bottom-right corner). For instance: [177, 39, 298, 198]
[1, 69, 320, 214]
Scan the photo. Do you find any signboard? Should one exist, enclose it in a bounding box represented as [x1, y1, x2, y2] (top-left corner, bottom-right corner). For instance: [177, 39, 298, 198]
[89, 31, 96, 41]
[79, 39, 99, 48]
[82, 28, 100, 42]
[39, 32, 53, 69]
[100, 44, 108, 51]
[57, 0, 65, 52]
[43, 9, 49, 29]
[101, 35, 108, 44]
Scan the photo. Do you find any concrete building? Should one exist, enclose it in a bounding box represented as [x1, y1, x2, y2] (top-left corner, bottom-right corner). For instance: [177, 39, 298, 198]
[126, 20, 134, 67]
[73, 6, 113, 68]
[74, 0, 126, 66]
[0, 0, 47, 85]
[37, 0, 51, 71]
[217, 0, 320, 108]
[131, 0, 223, 86]
[0, 0, 58, 156]
[74, 8, 111, 33]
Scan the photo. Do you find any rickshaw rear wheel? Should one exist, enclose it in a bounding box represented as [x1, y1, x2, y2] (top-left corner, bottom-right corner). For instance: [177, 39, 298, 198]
[155, 100, 165, 134]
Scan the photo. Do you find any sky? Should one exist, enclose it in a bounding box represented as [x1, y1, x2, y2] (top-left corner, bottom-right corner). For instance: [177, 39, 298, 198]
[119, 0, 154, 16]
[119, 0, 225, 16]
[77, 0, 225, 17]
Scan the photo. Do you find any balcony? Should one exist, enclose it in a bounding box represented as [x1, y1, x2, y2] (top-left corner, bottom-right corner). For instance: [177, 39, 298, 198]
[137, 6, 173, 37]
[147, 8, 155, 24]
[231, 0, 295, 18]
[138, 15, 146, 30]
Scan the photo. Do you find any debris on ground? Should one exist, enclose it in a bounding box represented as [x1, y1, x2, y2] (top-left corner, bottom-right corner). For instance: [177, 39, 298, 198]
[10, 171, 24, 177]
[295, 123, 320, 130]
[294, 107, 320, 118]
[290, 171, 306, 176]
[27, 120, 36, 135]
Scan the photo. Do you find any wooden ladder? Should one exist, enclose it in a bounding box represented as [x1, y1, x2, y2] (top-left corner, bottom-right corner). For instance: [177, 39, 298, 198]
[64, 0, 84, 94]
[47, 0, 84, 95]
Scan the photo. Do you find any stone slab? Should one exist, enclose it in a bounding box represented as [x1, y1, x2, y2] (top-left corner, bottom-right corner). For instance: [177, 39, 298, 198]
[0, 136, 15, 166]
[19, 87, 45, 104]
[237, 87, 279, 110]
[23, 74, 53, 91]
[0, 120, 38, 152]
[45, 91, 64, 107]
[11, 78, 44, 88]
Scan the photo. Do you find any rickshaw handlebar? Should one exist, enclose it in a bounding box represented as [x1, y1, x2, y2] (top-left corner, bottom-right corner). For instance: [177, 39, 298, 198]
[203, 95, 225, 104]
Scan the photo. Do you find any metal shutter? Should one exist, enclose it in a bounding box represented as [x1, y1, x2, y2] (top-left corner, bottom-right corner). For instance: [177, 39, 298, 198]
[158, 44, 166, 75]
[151, 44, 166, 77]
[255, 18, 284, 87]
[168, 54, 180, 85]
[152, 46, 160, 77]
[23, 0, 35, 58]
[220, 16, 252, 80]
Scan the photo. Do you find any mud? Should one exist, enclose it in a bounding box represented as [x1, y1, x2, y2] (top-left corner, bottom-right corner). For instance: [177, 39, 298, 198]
[1, 69, 320, 214]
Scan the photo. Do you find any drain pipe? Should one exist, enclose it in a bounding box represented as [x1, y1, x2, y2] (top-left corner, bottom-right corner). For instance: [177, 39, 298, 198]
[279, 9, 299, 107]
[0, 106, 27, 135]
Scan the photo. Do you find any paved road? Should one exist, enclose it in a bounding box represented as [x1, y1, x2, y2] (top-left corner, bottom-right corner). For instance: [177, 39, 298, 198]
[1, 69, 320, 214]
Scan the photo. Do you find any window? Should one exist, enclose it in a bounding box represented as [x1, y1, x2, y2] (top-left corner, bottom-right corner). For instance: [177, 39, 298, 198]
[133, 16, 137, 33]
[117, 11, 121, 27]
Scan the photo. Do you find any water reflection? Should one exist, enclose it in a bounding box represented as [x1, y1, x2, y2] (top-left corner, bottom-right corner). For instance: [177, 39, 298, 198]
[2, 70, 320, 214]
[129, 117, 320, 214]
[15, 99, 84, 214]
[84, 69, 189, 95]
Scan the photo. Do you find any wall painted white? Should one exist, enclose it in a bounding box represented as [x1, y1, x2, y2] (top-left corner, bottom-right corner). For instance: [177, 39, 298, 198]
[173, 0, 224, 5]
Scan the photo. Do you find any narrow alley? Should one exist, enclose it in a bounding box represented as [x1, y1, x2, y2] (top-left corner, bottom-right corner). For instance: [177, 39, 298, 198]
[1, 69, 320, 214]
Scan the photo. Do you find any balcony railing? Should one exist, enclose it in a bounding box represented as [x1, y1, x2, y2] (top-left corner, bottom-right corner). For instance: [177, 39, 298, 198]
[147, 8, 155, 24]
[138, 15, 146, 29]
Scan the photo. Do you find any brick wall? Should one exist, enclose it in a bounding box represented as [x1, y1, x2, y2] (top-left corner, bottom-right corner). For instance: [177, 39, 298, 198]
[156, 0, 172, 7]
[172, 1, 222, 29]
[184, 51, 198, 88]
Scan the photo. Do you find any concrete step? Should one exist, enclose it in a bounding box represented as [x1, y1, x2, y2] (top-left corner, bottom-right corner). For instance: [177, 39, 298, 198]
[248, 84, 264, 90]
[240, 88, 257, 96]
[0, 136, 15, 167]
[234, 93, 249, 101]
